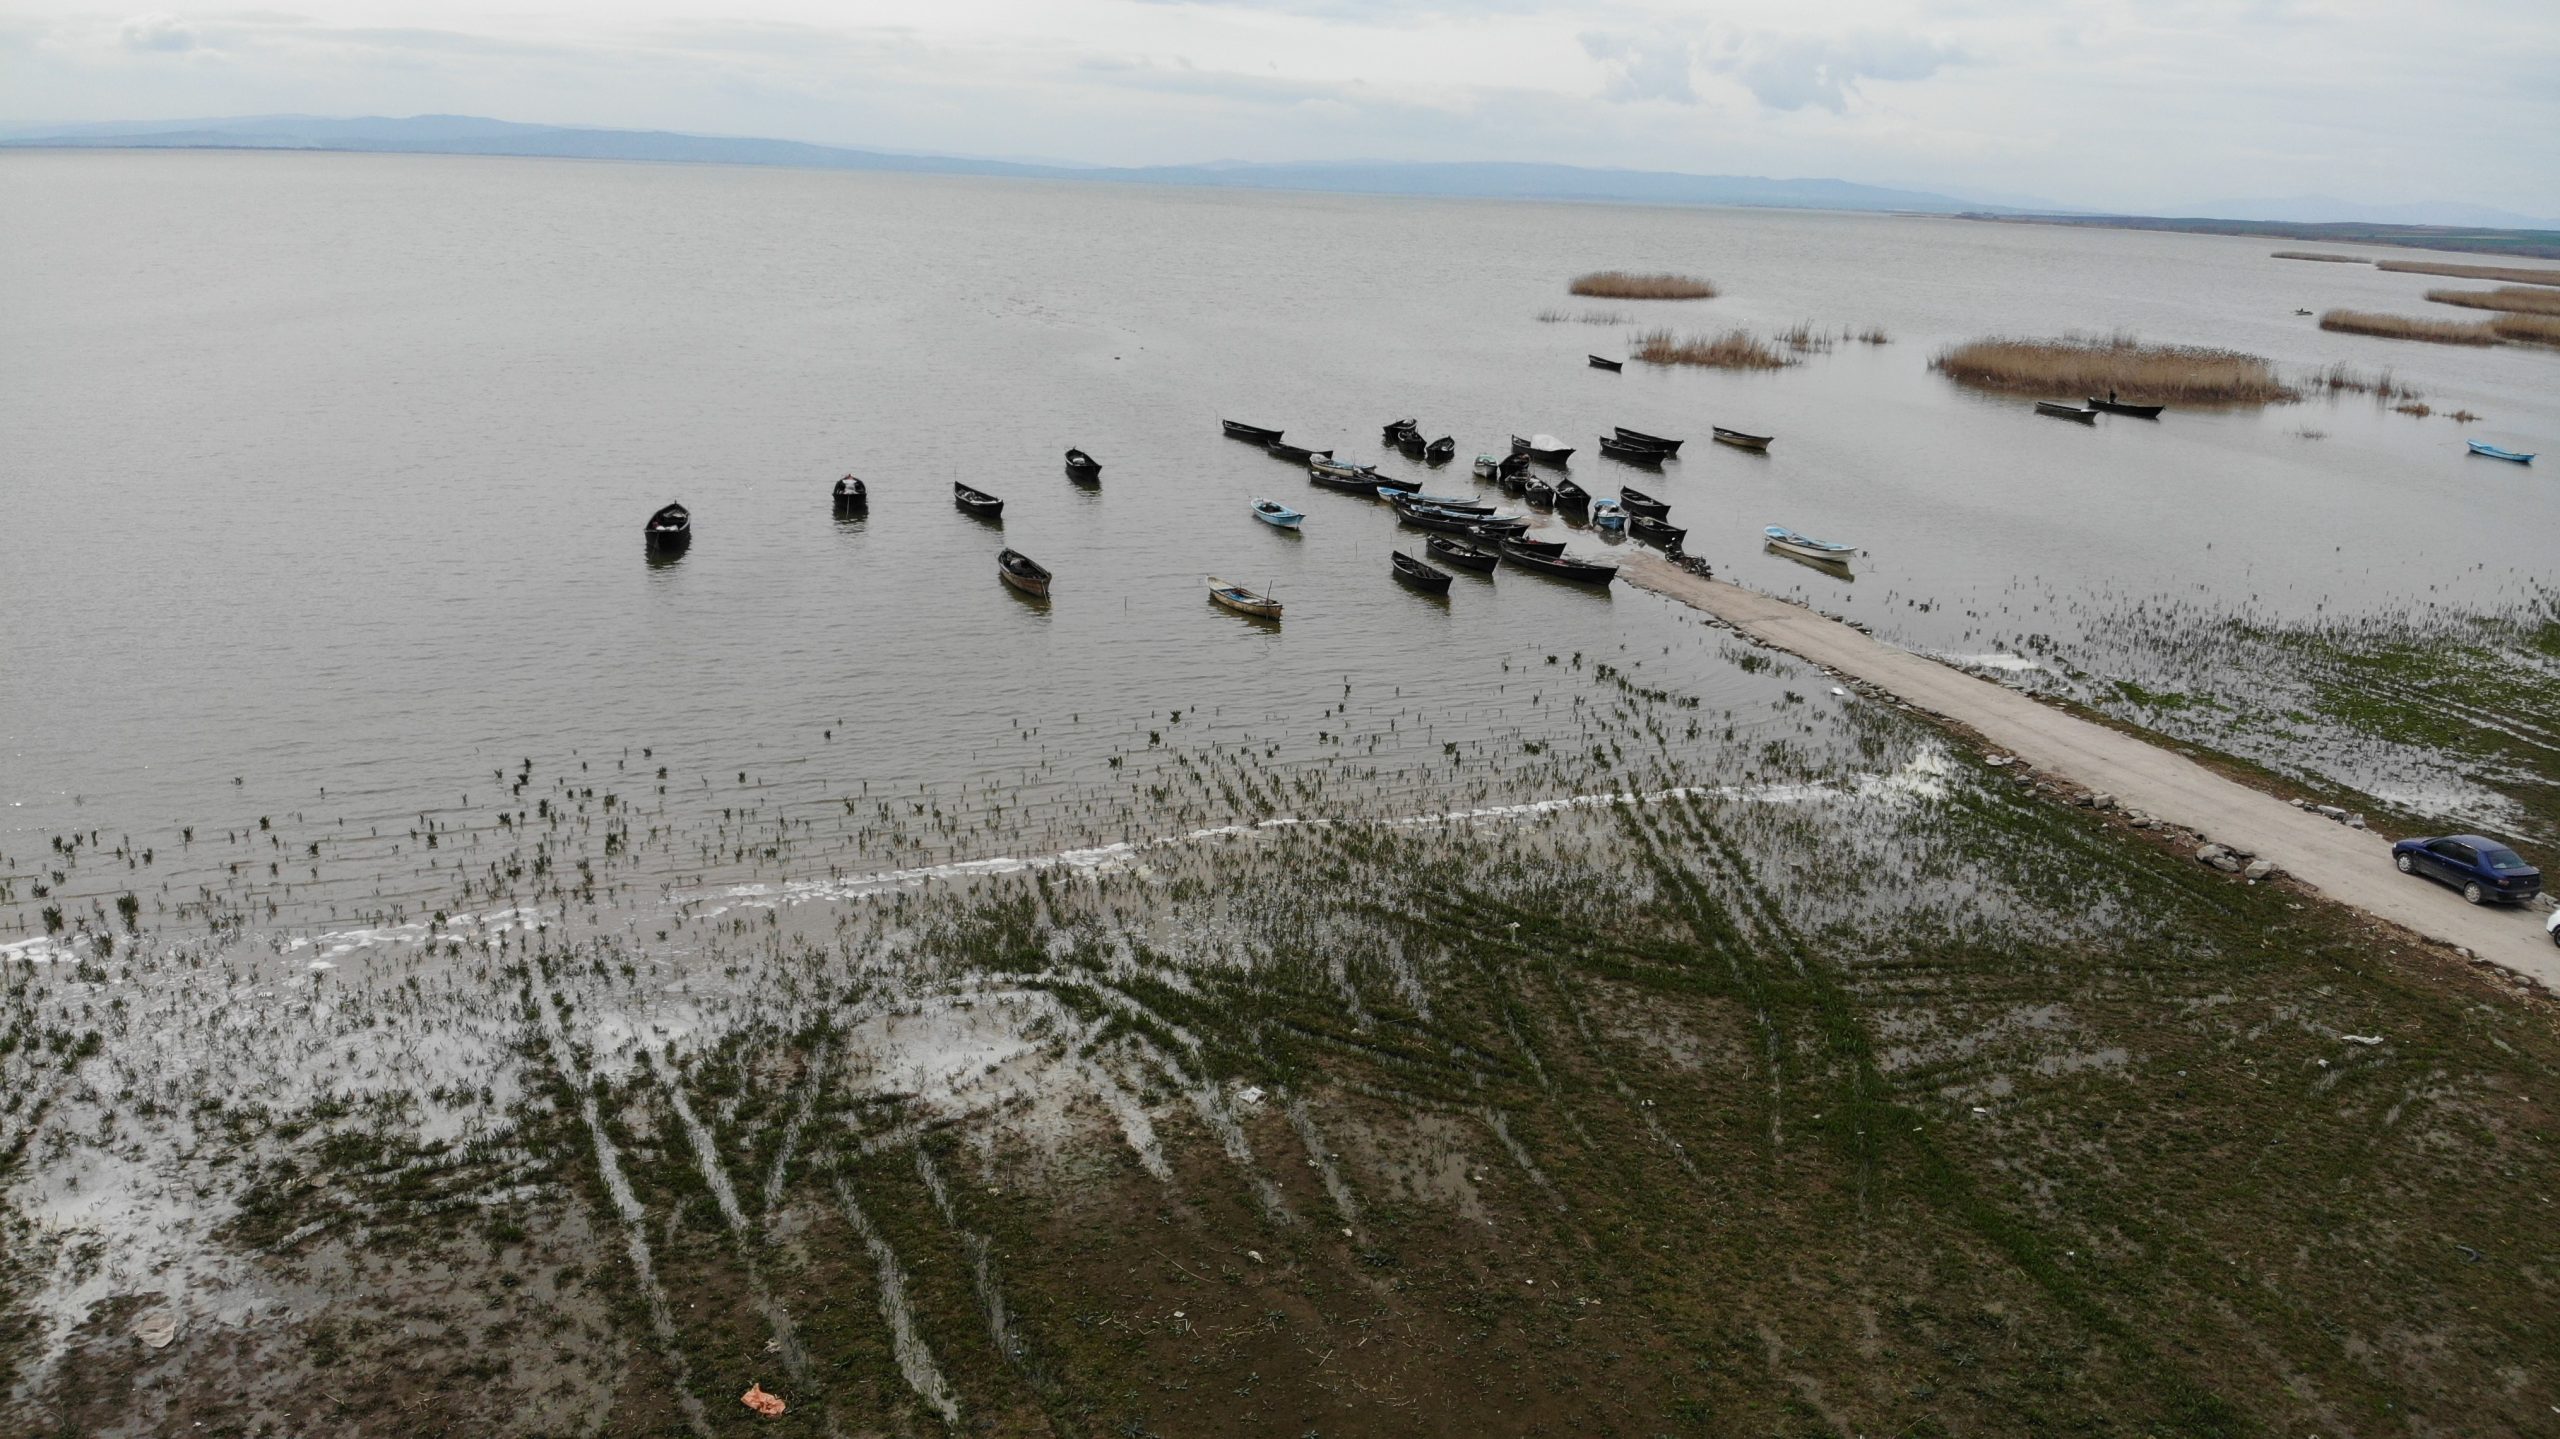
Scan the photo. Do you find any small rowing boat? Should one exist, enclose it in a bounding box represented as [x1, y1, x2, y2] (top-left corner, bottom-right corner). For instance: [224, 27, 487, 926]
[1511, 433, 1577, 465]
[1424, 436, 1456, 463]
[645, 502, 691, 553]
[1064, 448, 1102, 480]
[1223, 420, 1285, 444]
[1267, 440, 1332, 464]
[1617, 487, 1668, 519]
[2467, 440, 2535, 464]
[1615, 427, 1684, 454]
[1710, 427, 1772, 451]
[2086, 396, 2164, 418]
[1553, 478, 1590, 508]
[997, 547, 1052, 597]
[1629, 515, 1685, 547]
[1499, 541, 1617, 585]
[1597, 436, 1666, 465]
[1500, 534, 1565, 559]
[1589, 355, 1623, 372]
[1764, 526, 1856, 564]
[1472, 453, 1503, 479]
[1524, 479, 1556, 507]
[1206, 576, 1282, 619]
[954, 482, 1004, 518]
[1392, 551, 1454, 593]
[1393, 491, 1492, 512]
[1251, 497, 1304, 528]
[1425, 535, 1500, 572]
[1590, 497, 1626, 530]
[1309, 456, 1382, 489]
[831, 475, 867, 513]
[2034, 402, 2097, 424]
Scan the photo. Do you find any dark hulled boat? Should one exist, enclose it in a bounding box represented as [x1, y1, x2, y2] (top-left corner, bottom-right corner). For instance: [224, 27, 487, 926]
[1392, 551, 1454, 593]
[645, 502, 691, 554]
[954, 482, 1004, 518]
[997, 547, 1052, 597]
[1498, 541, 1617, 585]
[1500, 534, 1566, 559]
[1510, 433, 1576, 465]
[1223, 420, 1286, 444]
[1499, 451, 1532, 475]
[1496, 469, 1529, 495]
[1629, 515, 1686, 547]
[1615, 427, 1684, 454]
[2033, 401, 2097, 424]
[1064, 448, 1102, 480]
[1524, 479, 1556, 508]
[1617, 487, 1668, 519]
[832, 475, 867, 513]
[1424, 436, 1456, 463]
[1710, 426, 1773, 451]
[1598, 436, 1666, 465]
[2086, 396, 2166, 418]
[1553, 478, 1590, 509]
[1309, 460, 1385, 493]
[1382, 419, 1420, 447]
[1392, 498, 1499, 534]
[1368, 471, 1423, 494]
[1589, 355, 1623, 371]
[1267, 441, 1333, 464]
[1426, 535, 1500, 572]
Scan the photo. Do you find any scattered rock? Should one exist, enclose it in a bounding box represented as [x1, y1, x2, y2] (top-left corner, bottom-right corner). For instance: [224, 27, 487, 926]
[2312, 804, 2347, 820]
[2347, 814, 2367, 829]
[2195, 843, 2229, 865]
[2092, 793, 2118, 812]
[2244, 859, 2278, 881]
[1986, 755, 2012, 768]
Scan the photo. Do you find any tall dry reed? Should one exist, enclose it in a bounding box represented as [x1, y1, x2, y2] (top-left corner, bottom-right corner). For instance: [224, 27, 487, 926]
[2374, 259, 2560, 288]
[1632, 328, 1789, 369]
[1569, 271, 1718, 300]
[2272, 251, 2365, 263]
[1930, 333, 2297, 404]
[2424, 286, 2560, 316]
[2488, 312, 2560, 345]
[2318, 310, 2501, 346]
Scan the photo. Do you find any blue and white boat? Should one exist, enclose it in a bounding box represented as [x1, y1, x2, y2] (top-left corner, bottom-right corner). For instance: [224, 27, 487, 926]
[1765, 525, 1857, 563]
[1590, 498, 1627, 530]
[1250, 498, 1304, 528]
[2467, 440, 2535, 464]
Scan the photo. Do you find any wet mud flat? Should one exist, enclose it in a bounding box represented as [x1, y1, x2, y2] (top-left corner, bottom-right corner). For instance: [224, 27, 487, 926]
[6, 642, 2559, 1437]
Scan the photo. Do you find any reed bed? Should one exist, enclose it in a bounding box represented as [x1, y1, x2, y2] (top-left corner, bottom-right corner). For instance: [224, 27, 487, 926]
[2318, 309, 2501, 346]
[1930, 333, 2298, 404]
[1774, 321, 1834, 354]
[2424, 286, 2560, 316]
[2376, 259, 2560, 288]
[1535, 307, 1630, 324]
[2311, 363, 2419, 401]
[2272, 250, 2365, 263]
[2487, 312, 2560, 345]
[1568, 270, 1718, 300]
[1632, 327, 1790, 369]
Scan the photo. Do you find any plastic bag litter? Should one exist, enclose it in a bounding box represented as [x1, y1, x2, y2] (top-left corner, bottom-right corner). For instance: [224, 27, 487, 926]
[742, 1383, 787, 1417]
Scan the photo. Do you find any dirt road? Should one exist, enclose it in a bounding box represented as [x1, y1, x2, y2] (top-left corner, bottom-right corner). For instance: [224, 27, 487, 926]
[1629, 560, 2559, 989]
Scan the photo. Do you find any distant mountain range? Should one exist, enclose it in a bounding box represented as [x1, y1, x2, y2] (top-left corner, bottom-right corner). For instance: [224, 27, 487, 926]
[7, 115, 2554, 247]
[0, 113, 2037, 216]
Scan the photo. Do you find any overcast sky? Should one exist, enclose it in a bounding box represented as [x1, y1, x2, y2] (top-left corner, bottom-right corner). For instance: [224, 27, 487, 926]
[4, 2, 2554, 215]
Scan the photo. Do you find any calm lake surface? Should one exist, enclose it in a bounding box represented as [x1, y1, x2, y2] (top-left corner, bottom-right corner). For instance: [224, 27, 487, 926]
[4, 150, 2554, 935]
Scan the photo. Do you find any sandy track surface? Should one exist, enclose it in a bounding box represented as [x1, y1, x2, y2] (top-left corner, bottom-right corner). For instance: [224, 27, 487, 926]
[1628, 560, 2558, 988]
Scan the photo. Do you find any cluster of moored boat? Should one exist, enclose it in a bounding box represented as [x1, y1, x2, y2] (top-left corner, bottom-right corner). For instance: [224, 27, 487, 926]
[2034, 396, 2168, 424]
[640, 408, 1868, 613]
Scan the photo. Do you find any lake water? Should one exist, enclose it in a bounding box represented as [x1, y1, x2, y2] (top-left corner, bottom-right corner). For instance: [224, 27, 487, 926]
[5, 149, 2555, 937]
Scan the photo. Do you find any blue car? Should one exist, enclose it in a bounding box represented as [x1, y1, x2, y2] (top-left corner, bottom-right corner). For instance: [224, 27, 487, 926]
[2391, 834, 2542, 905]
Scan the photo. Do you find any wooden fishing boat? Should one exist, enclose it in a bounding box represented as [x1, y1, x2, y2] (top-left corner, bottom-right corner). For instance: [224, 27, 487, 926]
[1223, 420, 1285, 445]
[1391, 498, 1500, 534]
[1590, 497, 1627, 530]
[1465, 514, 1531, 538]
[1615, 427, 1685, 454]
[1396, 430, 1428, 455]
[2086, 397, 2165, 418]
[1424, 436, 1456, 463]
[1711, 427, 1773, 451]
[1396, 491, 1493, 513]
[1553, 478, 1590, 508]
[1617, 487, 1669, 519]
[2467, 440, 2535, 463]
[1589, 355, 1623, 372]
[1500, 534, 1566, 558]
[1426, 535, 1500, 572]
[1064, 448, 1102, 479]
[1499, 451, 1532, 475]
[1524, 479, 1556, 508]
[954, 482, 1005, 518]
[1598, 436, 1666, 465]
[1267, 441, 1333, 464]
[1205, 576, 1282, 619]
[1496, 470, 1529, 495]
[1510, 433, 1576, 465]
[1499, 541, 1617, 584]
[832, 475, 867, 513]
[2033, 402, 2097, 424]
[1764, 525, 1857, 564]
[1368, 472, 1422, 494]
[1629, 515, 1686, 547]
[997, 547, 1052, 597]
[1392, 552, 1454, 593]
[1381, 417, 1417, 440]
[1309, 462, 1384, 493]
[645, 502, 691, 552]
[1251, 497, 1304, 529]
[1471, 454, 1503, 479]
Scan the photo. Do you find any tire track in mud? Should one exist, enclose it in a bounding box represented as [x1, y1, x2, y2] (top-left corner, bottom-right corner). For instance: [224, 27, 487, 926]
[523, 959, 713, 1438]
[824, 1158, 964, 1426]
[913, 1147, 1051, 1395]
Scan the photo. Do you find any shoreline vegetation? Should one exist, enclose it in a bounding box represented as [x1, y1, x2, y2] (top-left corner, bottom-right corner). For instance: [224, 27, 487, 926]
[2376, 258, 2560, 287]
[1931, 334, 2299, 404]
[1632, 327, 1790, 369]
[2427, 286, 2560, 315]
[1568, 270, 1717, 299]
[2321, 308, 2560, 347]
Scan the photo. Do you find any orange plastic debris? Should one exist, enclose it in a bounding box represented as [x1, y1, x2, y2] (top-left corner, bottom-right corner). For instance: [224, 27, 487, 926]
[741, 1383, 787, 1417]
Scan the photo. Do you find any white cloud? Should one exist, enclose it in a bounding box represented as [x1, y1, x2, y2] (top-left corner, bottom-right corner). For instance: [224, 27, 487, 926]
[117, 13, 199, 53]
[1719, 30, 1961, 113]
[1579, 29, 1696, 105]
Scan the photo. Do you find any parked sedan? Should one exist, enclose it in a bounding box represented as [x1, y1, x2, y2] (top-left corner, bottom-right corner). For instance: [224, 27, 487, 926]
[2391, 834, 2543, 905]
